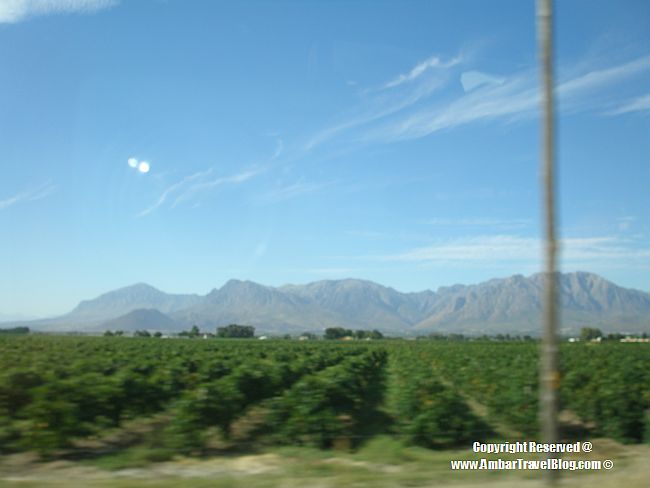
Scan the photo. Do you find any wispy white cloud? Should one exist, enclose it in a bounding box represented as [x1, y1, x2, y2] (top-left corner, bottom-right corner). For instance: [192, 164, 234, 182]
[259, 180, 334, 204]
[310, 267, 359, 275]
[271, 138, 284, 160]
[137, 168, 260, 217]
[383, 55, 459, 89]
[607, 93, 650, 115]
[460, 70, 505, 92]
[345, 229, 437, 243]
[0, 182, 57, 210]
[0, 0, 119, 23]
[367, 76, 538, 142]
[385, 235, 538, 263]
[378, 235, 650, 266]
[305, 83, 443, 150]
[171, 169, 261, 208]
[253, 241, 268, 259]
[306, 52, 650, 148]
[557, 56, 650, 98]
[427, 218, 531, 229]
[560, 236, 650, 264]
[137, 169, 212, 217]
[618, 216, 636, 231]
[374, 55, 650, 142]
[346, 230, 390, 239]
[304, 54, 459, 150]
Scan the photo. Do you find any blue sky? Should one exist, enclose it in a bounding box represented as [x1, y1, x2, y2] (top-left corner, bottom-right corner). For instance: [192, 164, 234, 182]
[1, 0, 649, 317]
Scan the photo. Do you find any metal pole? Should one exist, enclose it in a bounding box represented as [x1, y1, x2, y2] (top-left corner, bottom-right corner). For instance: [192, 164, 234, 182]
[537, 0, 560, 484]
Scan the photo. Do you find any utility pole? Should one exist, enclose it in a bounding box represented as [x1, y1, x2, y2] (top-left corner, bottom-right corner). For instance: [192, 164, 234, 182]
[537, 0, 560, 484]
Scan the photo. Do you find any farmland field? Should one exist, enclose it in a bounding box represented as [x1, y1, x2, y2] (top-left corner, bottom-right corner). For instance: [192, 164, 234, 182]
[1, 336, 649, 487]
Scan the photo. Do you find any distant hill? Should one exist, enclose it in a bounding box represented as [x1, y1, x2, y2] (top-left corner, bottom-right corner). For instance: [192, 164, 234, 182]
[412, 272, 650, 335]
[69, 283, 202, 322]
[170, 279, 342, 334]
[102, 309, 178, 332]
[10, 283, 201, 331]
[170, 278, 437, 334]
[13, 272, 650, 335]
[279, 279, 437, 330]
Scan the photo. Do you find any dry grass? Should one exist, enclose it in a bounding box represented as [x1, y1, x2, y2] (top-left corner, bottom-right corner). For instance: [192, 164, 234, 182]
[1, 437, 647, 488]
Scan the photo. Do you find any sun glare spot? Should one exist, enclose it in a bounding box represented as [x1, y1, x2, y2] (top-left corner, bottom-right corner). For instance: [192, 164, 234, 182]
[138, 161, 151, 173]
[128, 157, 138, 168]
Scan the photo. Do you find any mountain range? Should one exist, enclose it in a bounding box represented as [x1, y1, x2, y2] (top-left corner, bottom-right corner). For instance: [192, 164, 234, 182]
[8, 272, 650, 336]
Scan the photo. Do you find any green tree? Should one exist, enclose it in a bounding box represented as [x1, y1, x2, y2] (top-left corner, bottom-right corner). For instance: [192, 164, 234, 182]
[324, 327, 352, 340]
[605, 333, 624, 341]
[580, 327, 602, 341]
[0, 327, 29, 335]
[216, 324, 255, 338]
[369, 329, 384, 340]
[179, 325, 202, 338]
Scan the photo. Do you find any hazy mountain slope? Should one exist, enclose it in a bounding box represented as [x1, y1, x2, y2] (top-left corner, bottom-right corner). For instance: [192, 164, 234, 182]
[65, 283, 202, 323]
[18, 272, 650, 335]
[171, 278, 438, 332]
[102, 308, 178, 332]
[279, 279, 436, 330]
[413, 274, 543, 333]
[414, 272, 650, 334]
[171, 280, 344, 333]
[16, 283, 203, 330]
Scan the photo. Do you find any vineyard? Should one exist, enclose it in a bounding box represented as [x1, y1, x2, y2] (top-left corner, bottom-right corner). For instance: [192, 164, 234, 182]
[0, 336, 649, 458]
